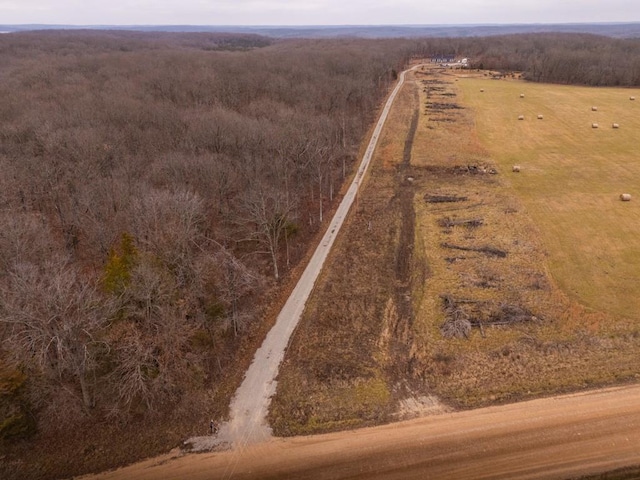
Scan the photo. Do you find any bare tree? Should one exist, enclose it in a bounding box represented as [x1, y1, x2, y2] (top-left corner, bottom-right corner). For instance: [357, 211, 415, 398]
[214, 249, 260, 336]
[238, 180, 296, 281]
[0, 258, 114, 411]
[108, 256, 199, 414]
[130, 187, 205, 287]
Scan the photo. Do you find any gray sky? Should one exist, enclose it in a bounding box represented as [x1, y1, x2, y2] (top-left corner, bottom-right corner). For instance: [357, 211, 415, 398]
[1, 0, 638, 26]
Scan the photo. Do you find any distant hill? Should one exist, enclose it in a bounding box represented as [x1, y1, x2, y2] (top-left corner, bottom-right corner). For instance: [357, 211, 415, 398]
[2, 23, 640, 38]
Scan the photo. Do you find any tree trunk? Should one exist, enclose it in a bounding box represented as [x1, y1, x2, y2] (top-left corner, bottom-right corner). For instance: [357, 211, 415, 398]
[78, 370, 94, 410]
[270, 247, 279, 280]
[285, 230, 290, 269]
[318, 179, 323, 223]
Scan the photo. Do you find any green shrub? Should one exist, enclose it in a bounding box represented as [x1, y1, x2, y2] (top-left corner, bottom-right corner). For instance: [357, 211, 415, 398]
[103, 232, 138, 295]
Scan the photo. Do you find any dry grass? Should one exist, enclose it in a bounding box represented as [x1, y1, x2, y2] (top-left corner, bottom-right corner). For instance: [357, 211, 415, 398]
[269, 80, 418, 435]
[270, 66, 640, 435]
[411, 69, 640, 407]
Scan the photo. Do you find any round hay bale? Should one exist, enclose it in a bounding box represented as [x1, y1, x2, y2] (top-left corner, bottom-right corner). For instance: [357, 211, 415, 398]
[592, 123, 599, 128]
[480, 88, 484, 92]
[520, 93, 525, 98]
[592, 106, 598, 111]
[512, 165, 521, 172]
[518, 115, 524, 120]
[537, 114, 544, 120]
[631, 96, 636, 101]
[620, 193, 632, 202]
[612, 123, 620, 129]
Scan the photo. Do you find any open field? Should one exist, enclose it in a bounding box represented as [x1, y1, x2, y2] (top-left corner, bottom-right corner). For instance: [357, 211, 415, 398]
[270, 64, 640, 434]
[458, 75, 640, 321]
[407, 67, 640, 407]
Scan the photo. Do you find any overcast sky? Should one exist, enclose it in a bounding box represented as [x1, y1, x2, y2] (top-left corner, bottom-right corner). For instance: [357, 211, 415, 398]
[1, 0, 638, 26]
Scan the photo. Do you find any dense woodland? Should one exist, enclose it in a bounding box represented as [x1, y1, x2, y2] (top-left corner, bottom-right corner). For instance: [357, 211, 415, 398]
[1, 29, 640, 478]
[467, 33, 640, 86]
[0, 31, 414, 439]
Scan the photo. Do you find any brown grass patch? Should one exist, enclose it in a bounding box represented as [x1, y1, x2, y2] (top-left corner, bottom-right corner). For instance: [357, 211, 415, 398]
[269, 73, 423, 436]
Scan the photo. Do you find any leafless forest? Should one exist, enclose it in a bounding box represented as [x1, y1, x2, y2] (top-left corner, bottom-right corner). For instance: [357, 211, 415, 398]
[1, 29, 640, 479]
[0, 31, 417, 440]
[468, 33, 640, 85]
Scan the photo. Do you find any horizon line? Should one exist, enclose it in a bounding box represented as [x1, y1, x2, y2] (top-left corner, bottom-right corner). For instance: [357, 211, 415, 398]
[2, 21, 640, 28]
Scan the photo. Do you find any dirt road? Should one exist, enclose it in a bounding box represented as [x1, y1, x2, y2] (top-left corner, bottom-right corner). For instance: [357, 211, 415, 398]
[214, 67, 414, 448]
[90, 384, 640, 479]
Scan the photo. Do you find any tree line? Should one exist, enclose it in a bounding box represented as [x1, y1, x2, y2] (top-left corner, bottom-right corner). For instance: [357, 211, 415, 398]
[462, 33, 640, 86]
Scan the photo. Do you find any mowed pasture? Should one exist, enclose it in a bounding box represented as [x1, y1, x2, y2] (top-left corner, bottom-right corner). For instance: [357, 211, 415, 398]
[460, 77, 640, 322]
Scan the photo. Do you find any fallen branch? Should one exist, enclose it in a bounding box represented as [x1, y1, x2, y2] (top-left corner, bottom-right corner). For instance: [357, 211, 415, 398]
[441, 295, 488, 307]
[440, 296, 539, 339]
[488, 303, 539, 325]
[425, 194, 468, 203]
[441, 242, 507, 258]
[438, 217, 484, 228]
[440, 295, 481, 339]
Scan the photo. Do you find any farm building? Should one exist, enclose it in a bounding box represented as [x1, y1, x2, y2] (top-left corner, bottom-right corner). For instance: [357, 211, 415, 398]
[432, 54, 455, 63]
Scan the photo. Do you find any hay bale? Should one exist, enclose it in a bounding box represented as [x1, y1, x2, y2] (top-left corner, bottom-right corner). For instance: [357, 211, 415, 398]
[592, 123, 599, 128]
[518, 115, 524, 120]
[480, 88, 484, 92]
[512, 165, 521, 172]
[620, 193, 632, 202]
[631, 96, 636, 101]
[537, 114, 544, 120]
[520, 93, 525, 98]
[592, 106, 598, 111]
[612, 123, 620, 129]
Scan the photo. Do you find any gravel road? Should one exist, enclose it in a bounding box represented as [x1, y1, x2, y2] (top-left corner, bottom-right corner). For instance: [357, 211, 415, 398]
[208, 66, 415, 449]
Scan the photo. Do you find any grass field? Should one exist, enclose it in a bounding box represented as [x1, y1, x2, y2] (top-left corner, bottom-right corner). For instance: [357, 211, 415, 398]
[409, 69, 640, 406]
[459, 76, 640, 321]
[269, 66, 640, 435]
